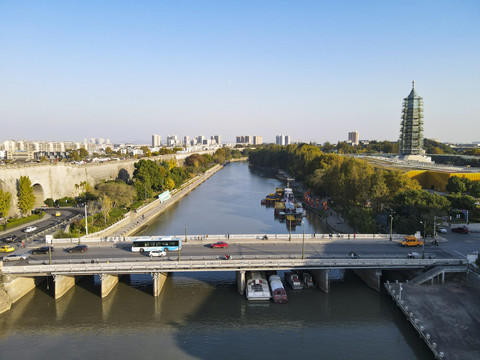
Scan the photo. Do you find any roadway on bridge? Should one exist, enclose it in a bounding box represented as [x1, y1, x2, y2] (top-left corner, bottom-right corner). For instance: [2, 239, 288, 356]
[10, 240, 457, 265]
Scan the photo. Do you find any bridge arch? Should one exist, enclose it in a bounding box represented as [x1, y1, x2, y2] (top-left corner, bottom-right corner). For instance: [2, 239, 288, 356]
[32, 183, 45, 207]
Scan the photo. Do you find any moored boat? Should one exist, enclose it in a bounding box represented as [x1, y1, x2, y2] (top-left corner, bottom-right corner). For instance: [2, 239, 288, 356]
[285, 271, 303, 290]
[268, 275, 288, 303]
[246, 272, 271, 301]
[298, 271, 314, 288]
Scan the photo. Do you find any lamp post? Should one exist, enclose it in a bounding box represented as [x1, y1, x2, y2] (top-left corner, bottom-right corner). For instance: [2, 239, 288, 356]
[389, 210, 394, 241]
[84, 204, 88, 236]
[433, 216, 437, 239]
[420, 220, 426, 259]
[289, 217, 292, 242]
[185, 226, 187, 243]
[301, 221, 305, 260]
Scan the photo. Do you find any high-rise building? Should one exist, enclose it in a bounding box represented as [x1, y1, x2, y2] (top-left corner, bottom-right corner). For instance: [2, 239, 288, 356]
[152, 134, 161, 147]
[253, 135, 263, 145]
[399, 81, 424, 156]
[211, 135, 221, 145]
[348, 131, 359, 145]
[167, 135, 178, 147]
[276, 135, 290, 146]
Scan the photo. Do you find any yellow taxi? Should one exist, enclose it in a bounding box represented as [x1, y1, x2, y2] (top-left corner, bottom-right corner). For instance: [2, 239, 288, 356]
[55, 211, 61, 217]
[0, 245, 15, 253]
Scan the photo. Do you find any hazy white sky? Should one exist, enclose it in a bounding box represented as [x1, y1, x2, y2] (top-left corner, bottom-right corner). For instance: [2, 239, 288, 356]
[1, 1, 479, 144]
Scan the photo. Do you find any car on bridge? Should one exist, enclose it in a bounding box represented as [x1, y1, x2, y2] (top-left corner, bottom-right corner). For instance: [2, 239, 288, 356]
[452, 227, 470, 234]
[0, 245, 15, 253]
[2, 253, 28, 262]
[31, 246, 55, 255]
[149, 250, 166, 257]
[211, 241, 229, 249]
[67, 245, 88, 253]
[400, 236, 423, 247]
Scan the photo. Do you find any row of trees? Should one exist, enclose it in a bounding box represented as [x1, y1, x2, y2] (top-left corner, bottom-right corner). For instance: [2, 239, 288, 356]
[249, 144, 480, 234]
[446, 176, 480, 197]
[0, 176, 36, 220]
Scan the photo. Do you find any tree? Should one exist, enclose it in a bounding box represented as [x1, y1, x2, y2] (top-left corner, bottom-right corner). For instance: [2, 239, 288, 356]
[100, 195, 112, 224]
[95, 180, 136, 208]
[446, 176, 467, 194]
[164, 177, 175, 190]
[17, 176, 36, 215]
[0, 189, 12, 218]
[140, 146, 152, 157]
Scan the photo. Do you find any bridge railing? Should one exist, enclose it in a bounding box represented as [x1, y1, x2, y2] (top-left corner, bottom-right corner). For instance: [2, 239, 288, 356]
[49, 233, 407, 245]
[2, 257, 468, 275]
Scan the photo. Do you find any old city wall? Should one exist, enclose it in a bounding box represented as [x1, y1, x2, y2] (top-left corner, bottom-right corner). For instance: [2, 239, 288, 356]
[0, 160, 137, 215]
[0, 151, 211, 217]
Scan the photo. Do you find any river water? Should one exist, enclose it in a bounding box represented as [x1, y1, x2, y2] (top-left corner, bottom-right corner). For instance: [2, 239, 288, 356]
[0, 162, 433, 359]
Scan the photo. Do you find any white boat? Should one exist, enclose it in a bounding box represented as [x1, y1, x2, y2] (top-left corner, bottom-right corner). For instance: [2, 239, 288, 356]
[285, 272, 303, 290]
[246, 272, 271, 301]
[268, 275, 288, 304]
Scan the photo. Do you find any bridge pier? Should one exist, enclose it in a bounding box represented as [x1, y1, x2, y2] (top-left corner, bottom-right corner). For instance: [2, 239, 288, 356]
[53, 274, 77, 299]
[152, 272, 168, 297]
[310, 269, 330, 293]
[100, 274, 119, 298]
[0, 275, 36, 314]
[236, 271, 246, 295]
[354, 269, 382, 291]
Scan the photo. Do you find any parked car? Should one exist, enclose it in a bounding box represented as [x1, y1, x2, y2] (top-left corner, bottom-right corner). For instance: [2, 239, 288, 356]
[211, 241, 229, 249]
[2, 253, 28, 262]
[0, 245, 15, 253]
[452, 227, 470, 234]
[437, 227, 447, 234]
[149, 250, 167, 257]
[25, 226, 37, 233]
[67, 245, 88, 253]
[3, 235, 17, 243]
[31, 246, 55, 255]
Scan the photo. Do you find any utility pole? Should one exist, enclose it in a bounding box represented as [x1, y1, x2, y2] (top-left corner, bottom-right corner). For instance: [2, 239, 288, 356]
[389, 210, 394, 241]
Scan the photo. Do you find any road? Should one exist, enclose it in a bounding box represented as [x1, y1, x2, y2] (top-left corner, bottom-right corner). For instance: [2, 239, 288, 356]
[8, 239, 465, 265]
[0, 207, 84, 245]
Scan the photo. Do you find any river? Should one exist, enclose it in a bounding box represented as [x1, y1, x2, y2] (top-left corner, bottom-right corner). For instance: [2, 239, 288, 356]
[0, 162, 433, 359]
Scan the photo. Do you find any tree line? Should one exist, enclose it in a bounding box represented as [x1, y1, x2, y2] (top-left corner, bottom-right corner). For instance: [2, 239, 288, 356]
[249, 144, 480, 234]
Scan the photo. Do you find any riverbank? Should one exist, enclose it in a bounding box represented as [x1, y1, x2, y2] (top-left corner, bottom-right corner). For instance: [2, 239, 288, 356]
[89, 162, 231, 238]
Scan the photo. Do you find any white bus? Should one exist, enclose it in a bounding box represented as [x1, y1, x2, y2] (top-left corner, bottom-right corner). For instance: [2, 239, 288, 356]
[131, 236, 182, 253]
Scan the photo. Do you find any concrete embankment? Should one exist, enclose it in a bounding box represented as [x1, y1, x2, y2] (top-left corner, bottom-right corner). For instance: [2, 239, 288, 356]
[385, 270, 480, 360]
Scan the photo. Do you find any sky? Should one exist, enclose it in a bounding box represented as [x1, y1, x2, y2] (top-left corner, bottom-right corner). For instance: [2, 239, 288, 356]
[1, 0, 479, 144]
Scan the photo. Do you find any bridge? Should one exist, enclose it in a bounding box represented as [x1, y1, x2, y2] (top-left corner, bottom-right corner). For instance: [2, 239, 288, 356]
[0, 232, 471, 314]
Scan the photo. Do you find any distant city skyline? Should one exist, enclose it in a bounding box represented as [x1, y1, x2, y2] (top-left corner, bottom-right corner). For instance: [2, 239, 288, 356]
[1, 1, 479, 144]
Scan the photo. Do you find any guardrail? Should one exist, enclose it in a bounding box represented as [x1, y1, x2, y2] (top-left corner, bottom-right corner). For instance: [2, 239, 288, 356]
[49, 233, 407, 245]
[2, 257, 467, 275]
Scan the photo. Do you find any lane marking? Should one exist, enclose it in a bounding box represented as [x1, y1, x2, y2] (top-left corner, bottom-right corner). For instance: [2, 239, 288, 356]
[454, 250, 465, 257]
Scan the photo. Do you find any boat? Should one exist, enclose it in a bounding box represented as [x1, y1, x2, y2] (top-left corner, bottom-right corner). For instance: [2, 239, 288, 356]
[246, 272, 271, 301]
[268, 275, 288, 303]
[285, 272, 304, 290]
[298, 271, 314, 288]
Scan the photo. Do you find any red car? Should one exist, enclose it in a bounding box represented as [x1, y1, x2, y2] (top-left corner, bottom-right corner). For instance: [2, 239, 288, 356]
[452, 227, 470, 234]
[211, 241, 229, 249]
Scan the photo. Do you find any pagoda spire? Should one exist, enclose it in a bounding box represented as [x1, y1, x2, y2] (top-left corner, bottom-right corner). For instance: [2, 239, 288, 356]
[412, 80, 415, 90]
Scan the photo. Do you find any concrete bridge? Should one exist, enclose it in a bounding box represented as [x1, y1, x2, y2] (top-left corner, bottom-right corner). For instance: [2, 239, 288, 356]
[0, 249, 468, 314]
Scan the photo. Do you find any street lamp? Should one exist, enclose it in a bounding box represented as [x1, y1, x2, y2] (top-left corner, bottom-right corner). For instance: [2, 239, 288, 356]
[301, 221, 305, 260]
[84, 204, 88, 236]
[389, 210, 395, 241]
[420, 220, 426, 259]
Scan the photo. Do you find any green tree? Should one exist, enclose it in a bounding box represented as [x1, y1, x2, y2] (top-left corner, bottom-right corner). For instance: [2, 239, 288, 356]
[140, 146, 152, 157]
[100, 195, 112, 224]
[446, 176, 467, 193]
[164, 177, 175, 190]
[0, 189, 12, 218]
[17, 176, 36, 215]
[95, 180, 136, 208]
